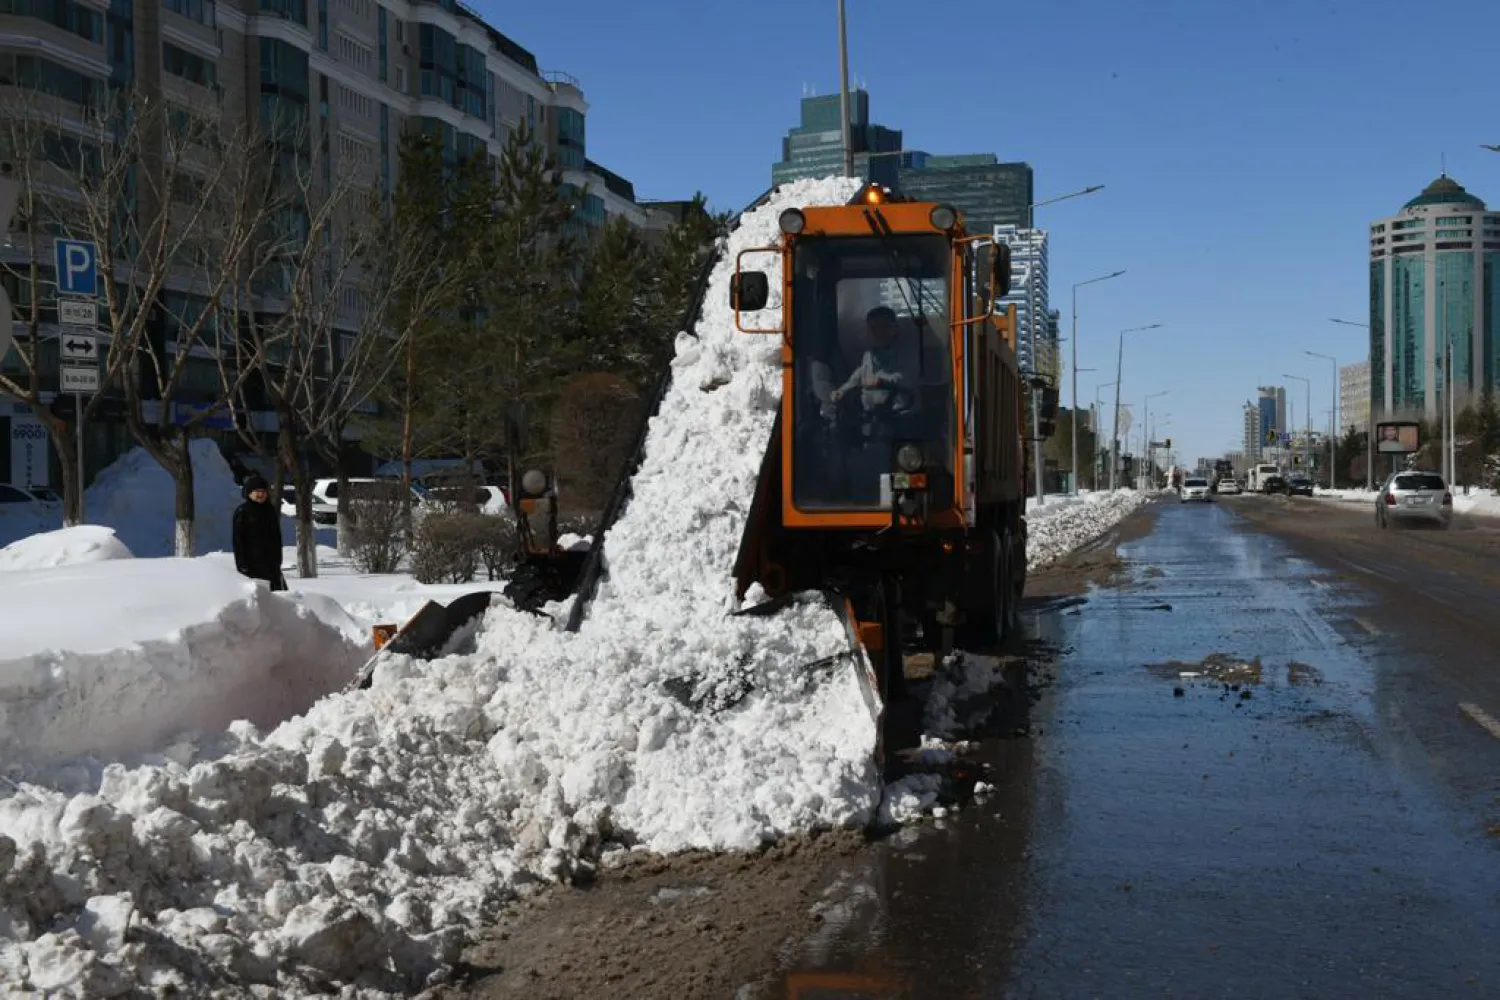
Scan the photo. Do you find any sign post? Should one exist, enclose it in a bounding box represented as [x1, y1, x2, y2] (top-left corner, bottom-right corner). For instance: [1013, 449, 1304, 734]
[55, 239, 99, 520]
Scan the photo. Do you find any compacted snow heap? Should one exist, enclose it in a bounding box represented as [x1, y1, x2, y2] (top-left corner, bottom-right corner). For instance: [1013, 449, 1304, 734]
[0, 177, 878, 997]
[0, 524, 133, 573]
[1026, 490, 1147, 569]
[0, 556, 366, 764]
[84, 438, 245, 557]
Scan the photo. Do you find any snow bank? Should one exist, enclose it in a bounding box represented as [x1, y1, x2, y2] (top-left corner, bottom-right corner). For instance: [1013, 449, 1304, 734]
[0, 177, 872, 996]
[0, 559, 365, 764]
[0, 525, 133, 572]
[1026, 489, 1148, 569]
[83, 439, 245, 557]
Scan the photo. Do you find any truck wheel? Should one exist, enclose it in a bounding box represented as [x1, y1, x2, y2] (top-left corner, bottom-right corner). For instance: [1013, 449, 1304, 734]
[999, 526, 1021, 641]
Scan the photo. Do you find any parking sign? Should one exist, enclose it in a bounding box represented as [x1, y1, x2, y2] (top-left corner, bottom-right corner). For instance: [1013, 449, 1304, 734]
[53, 238, 98, 297]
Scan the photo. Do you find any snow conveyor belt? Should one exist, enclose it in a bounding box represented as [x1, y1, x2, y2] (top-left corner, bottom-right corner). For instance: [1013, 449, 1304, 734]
[0, 176, 885, 998]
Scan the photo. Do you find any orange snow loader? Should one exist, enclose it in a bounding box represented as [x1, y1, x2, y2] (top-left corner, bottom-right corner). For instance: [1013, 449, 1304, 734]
[728, 183, 1029, 754]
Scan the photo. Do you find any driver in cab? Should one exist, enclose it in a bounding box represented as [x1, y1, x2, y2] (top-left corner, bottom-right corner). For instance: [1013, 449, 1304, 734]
[829, 306, 919, 434]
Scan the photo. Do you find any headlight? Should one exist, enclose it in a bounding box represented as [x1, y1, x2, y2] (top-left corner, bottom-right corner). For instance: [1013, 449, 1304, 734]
[895, 443, 923, 473]
[929, 204, 957, 231]
[521, 469, 547, 496]
[778, 208, 805, 235]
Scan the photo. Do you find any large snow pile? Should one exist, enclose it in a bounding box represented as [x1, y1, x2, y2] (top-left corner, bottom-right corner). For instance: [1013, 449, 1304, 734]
[0, 525, 133, 572]
[0, 559, 365, 764]
[83, 439, 246, 557]
[1026, 489, 1148, 569]
[0, 177, 876, 996]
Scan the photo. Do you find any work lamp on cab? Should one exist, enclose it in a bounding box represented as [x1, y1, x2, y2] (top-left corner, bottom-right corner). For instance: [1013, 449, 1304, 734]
[895, 443, 924, 473]
[928, 204, 957, 231]
[521, 469, 548, 497]
[778, 208, 805, 235]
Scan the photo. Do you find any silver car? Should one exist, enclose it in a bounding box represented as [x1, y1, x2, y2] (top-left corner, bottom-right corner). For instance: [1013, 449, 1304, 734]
[1180, 477, 1210, 502]
[1375, 470, 1452, 529]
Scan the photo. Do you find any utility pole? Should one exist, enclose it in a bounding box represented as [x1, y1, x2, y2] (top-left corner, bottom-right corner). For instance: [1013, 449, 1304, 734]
[837, 0, 853, 179]
[1111, 324, 1162, 490]
[1071, 270, 1125, 494]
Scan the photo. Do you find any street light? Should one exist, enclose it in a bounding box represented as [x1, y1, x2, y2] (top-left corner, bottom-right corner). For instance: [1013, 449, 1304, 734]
[837, 0, 852, 178]
[1283, 373, 1311, 473]
[1330, 318, 1373, 487]
[1024, 184, 1106, 507]
[1094, 380, 1115, 490]
[1306, 350, 1337, 488]
[1143, 390, 1168, 489]
[1071, 269, 1126, 494]
[1111, 323, 1163, 490]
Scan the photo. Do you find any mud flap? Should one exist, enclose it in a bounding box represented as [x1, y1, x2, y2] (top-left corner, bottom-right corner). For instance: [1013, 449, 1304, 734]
[348, 590, 497, 691]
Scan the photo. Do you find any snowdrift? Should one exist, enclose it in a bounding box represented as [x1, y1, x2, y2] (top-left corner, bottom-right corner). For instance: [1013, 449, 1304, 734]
[84, 438, 246, 557]
[0, 525, 133, 572]
[0, 559, 366, 763]
[1026, 490, 1148, 568]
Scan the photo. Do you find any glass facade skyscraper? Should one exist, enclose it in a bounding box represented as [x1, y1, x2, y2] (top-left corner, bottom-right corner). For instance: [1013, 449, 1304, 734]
[897, 154, 1034, 234]
[1369, 175, 1500, 422]
[771, 91, 903, 189]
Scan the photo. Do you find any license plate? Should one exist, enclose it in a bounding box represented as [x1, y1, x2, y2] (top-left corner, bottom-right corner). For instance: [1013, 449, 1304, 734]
[1403, 496, 1424, 505]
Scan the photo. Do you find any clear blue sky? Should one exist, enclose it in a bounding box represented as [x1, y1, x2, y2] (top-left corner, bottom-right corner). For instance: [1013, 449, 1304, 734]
[474, 0, 1500, 462]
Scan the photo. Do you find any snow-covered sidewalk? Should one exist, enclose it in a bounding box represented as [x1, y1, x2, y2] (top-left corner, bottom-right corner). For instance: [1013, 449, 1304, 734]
[1318, 486, 1500, 517]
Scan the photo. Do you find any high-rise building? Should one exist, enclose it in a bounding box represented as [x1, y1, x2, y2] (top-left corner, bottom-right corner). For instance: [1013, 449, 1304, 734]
[1369, 174, 1500, 422]
[1257, 385, 1286, 447]
[896, 154, 1033, 234]
[771, 90, 902, 189]
[1243, 401, 1263, 460]
[0, 1, 666, 484]
[992, 225, 1050, 378]
[1339, 360, 1371, 435]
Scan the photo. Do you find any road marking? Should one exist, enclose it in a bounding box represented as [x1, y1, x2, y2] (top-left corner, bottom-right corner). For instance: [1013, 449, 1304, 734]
[1309, 578, 1327, 590]
[1351, 616, 1382, 636]
[1459, 703, 1500, 741]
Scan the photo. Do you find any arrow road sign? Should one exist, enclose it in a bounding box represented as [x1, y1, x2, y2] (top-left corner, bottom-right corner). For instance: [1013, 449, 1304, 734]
[60, 333, 96, 363]
[58, 298, 97, 327]
[61, 364, 99, 394]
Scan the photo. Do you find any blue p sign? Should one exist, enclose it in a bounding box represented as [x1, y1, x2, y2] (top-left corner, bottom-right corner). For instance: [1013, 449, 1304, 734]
[54, 238, 98, 297]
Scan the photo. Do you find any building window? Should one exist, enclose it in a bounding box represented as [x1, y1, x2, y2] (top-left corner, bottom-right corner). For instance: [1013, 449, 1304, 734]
[376, 4, 387, 81]
[335, 0, 371, 15]
[337, 84, 374, 120]
[555, 106, 584, 169]
[0, 0, 106, 43]
[337, 133, 373, 170]
[336, 33, 374, 73]
[164, 0, 215, 27]
[257, 0, 306, 25]
[2, 54, 106, 110]
[162, 42, 217, 88]
[316, 0, 327, 50]
[379, 101, 390, 200]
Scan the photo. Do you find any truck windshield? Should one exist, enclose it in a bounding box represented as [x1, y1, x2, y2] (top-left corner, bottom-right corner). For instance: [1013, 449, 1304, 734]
[788, 234, 955, 512]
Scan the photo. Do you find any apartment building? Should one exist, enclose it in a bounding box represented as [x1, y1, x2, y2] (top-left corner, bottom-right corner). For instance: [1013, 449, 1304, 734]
[0, 0, 669, 485]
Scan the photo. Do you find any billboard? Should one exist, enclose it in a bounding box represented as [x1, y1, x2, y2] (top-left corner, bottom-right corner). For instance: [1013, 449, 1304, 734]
[1374, 421, 1419, 454]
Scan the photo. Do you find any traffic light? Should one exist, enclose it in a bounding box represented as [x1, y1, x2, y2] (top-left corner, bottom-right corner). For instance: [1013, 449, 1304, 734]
[1292, 454, 1302, 466]
[1164, 437, 1171, 449]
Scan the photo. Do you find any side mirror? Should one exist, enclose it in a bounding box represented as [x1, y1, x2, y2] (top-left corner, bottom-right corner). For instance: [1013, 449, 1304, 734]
[730, 271, 769, 312]
[991, 243, 1011, 300]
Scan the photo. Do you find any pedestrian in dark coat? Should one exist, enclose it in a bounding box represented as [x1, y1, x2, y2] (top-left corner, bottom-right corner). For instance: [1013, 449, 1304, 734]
[233, 473, 287, 591]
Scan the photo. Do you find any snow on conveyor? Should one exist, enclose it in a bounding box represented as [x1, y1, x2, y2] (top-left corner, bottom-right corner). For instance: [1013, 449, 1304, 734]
[0, 177, 875, 997]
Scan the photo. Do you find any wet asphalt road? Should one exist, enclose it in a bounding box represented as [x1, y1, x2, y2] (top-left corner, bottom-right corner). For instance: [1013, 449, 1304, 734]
[761, 496, 1500, 999]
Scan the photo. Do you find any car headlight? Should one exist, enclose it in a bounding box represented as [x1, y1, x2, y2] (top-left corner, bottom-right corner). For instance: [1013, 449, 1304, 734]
[895, 443, 923, 473]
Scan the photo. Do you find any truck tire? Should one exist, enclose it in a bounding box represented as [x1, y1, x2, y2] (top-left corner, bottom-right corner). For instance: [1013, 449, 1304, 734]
[960, 529, 1013, 648]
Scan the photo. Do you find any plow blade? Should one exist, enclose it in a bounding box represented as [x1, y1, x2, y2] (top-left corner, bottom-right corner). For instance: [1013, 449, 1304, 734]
[348, 590, 497, 691]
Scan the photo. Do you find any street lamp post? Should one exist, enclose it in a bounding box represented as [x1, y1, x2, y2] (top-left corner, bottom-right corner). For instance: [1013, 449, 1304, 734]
[1111, 323, 1163, 490]
[1284, 373, 1311, 474]
[1331, 317, 1373, 487]
[1143, 391, 1168, 489]
[1024, 185, 1105, 506]
[837, 0, 853, 178]
[1094, 380, 1115, 490]
[1071, 270, 1125, 494]
[1306, 350, 1337, 487]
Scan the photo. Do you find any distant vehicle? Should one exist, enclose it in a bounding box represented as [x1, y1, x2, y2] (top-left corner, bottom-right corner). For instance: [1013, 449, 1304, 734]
[1262, 473, 1288, 494]
[1217, 478, 1242, 495]
[1180, 477, 1210, 502]
[1286, 474, 1314, 497]
[1247, 463, 1281, 493]
[1375, 470, 1452, 530]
